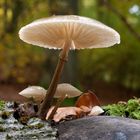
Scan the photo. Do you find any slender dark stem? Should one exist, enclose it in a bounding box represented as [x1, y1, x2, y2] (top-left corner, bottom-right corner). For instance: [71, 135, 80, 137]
[38, 41, 71, 120]
[48, 94, 67, 120]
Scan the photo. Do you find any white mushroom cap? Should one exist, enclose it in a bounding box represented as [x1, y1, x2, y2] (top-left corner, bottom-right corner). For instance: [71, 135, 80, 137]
[19, 86, 46, 102]
[19, 15, 120, 50]
[88, 106, 104, 116]
[53, 83, 82, 98]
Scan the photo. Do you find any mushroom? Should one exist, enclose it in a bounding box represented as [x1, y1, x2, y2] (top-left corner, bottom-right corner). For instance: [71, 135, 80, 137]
[47, 83, 82, 119]
[54, 83, 82, 98]
[19, 15, 120, 120]
[19, 86, 46, 102]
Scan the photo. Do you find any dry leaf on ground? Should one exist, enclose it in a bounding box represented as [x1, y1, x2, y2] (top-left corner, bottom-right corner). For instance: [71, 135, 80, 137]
[75, 90, 100, 109]
[46, 90, 101, 122]
[46, 107, 87, 122]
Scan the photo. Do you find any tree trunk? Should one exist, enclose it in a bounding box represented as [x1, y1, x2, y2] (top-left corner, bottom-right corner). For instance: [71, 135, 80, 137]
[7, 0, 24, 33]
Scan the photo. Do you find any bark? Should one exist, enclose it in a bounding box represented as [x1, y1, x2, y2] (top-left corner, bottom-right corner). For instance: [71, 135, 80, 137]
[7, 0, 24, 33]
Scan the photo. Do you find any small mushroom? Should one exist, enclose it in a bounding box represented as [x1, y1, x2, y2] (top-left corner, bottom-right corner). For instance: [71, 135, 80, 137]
[19, 15, 120, 119]
[19, 86, 46, 102]
[47, 83, 82, 119]
[54, 83, 82, 98]
[88, 106, 104, 116]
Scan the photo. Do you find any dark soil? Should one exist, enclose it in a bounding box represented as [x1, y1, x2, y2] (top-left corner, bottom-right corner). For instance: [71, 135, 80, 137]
[0, 84, 27, 102]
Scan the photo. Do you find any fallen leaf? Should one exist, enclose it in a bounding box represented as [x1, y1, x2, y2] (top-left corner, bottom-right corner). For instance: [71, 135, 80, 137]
[75, 90, 100, 109]
[88, 106, 104, 116]
[46, 107, 84, 122]
[46, 91, 101, 122]
[80, 105, 91, 115]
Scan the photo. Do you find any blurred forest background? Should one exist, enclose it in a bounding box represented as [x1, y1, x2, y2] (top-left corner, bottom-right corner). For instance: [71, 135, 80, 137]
[0, 0, 140, 104]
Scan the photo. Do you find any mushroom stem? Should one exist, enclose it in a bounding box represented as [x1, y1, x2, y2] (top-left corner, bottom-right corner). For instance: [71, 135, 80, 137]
[48, 94, 67, 120]
[38, 40, 71, 120]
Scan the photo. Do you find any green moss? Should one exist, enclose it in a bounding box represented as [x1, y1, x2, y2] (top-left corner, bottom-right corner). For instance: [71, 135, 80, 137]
[0, 125, 6, 132]
[103, 98, 140, 120]
[0, 101, 5, 111]
[28, 123, 44, 129]
[1, 111, 11, 119]
[19, 116, 30, 124]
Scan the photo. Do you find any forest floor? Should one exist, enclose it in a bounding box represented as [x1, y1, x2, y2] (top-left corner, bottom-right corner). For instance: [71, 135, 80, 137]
[0, 82, 139, 105]
[0, 84, 27, 102]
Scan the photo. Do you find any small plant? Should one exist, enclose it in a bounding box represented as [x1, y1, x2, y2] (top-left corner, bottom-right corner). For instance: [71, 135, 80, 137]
[103, 98, 140, 120]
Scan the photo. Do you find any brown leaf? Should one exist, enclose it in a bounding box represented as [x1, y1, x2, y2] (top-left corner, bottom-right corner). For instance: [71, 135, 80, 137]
[75, 90, 100, 109]
[53, 107, 82, 122]
[46, 91, 100, 122]
[46, 107, 84, 122]
[80, 105, 91, 114]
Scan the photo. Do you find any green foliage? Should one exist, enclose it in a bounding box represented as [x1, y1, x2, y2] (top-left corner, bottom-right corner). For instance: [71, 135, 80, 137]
[0, 100, 5, 110]
[0, 0, 49, 84]
[103, 104, 126, 117]
[0, 39, 47, 84]
[126, 99, 140, 119]
[78, 0, 140, 90]
[103, 98, 140, 120]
